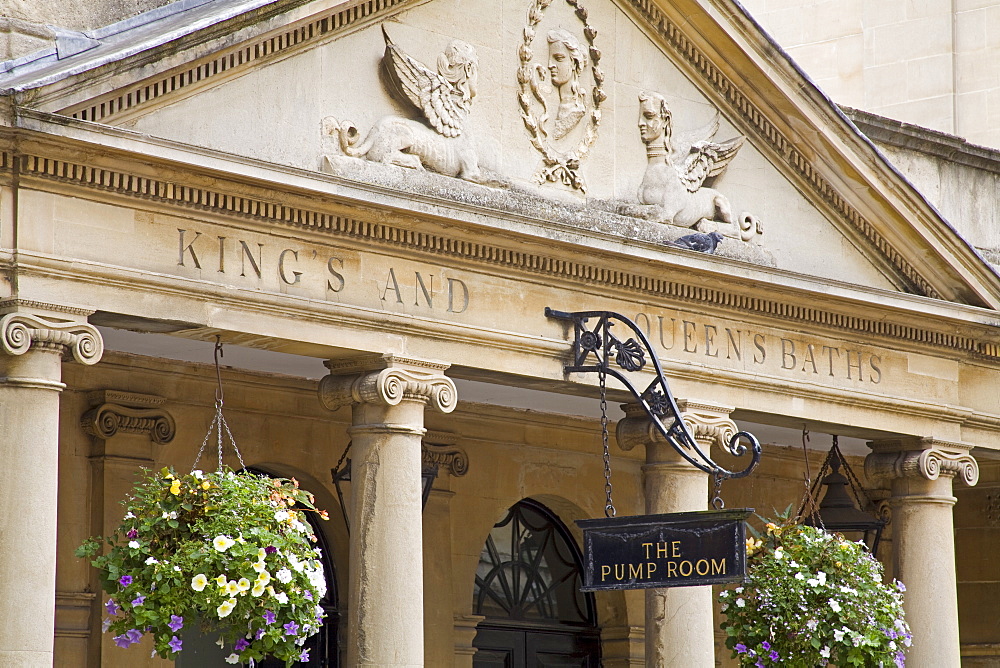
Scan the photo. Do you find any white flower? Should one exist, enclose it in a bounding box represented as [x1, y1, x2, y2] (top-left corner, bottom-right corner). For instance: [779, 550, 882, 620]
[291, 520, 308, 533]
[274, 591, 289, 605]
[225, 653, 240, 664]
[217, 598, 237, 619]
[794, 572, 804, 580]
[128, 541, 140, 549]
[216, 637, 225, 648]
[806, 619, 818, 631]
[213, 535, 235, 552]
[237, 578, 251, 593]
[820, 646, 830, 659]
[735, 598, 746, 608]
[276, 568, 293, 584]
[192, 470, 204, 480]
[173, 565, 181, 572]
[124, 512, 135, 519]
[774, 548, 784, 560]
[191, 574, 208, 591]
[252, 581, 267, 597]
[720, 603, 729, 612]
[145, 557, 159, 565]
[833, 629, 845, 642]
[253, 561, 267, 573]
[275, 510, 290, 522]
[829, 599, 841, 613]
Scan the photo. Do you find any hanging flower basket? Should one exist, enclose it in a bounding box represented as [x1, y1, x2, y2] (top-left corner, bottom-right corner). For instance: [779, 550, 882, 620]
[77, 467, 330, 665]
[719, 520, 910, 667]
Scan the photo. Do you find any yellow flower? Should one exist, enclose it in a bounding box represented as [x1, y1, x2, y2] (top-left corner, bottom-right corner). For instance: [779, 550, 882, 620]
[213, 535, 235, 552]
[191, 574, 208, 592]
[251, 581, 267, 597]
[170, 480, 182, 495]
[201, 481, 211, 490]
[226, 580, 240, 596]
[215, 574, 228, 587]
[237, 578, 251, 593]
[253, 561, 267, 573]
[256, 571, 271, 585]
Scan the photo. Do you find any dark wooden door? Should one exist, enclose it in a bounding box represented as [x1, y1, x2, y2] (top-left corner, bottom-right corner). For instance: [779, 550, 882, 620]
[474, 625, 601, 668]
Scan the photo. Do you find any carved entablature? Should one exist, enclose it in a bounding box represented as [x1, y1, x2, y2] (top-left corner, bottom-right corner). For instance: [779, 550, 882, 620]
[81, 391, 176, 444]
[865, 438, 980, 489]
[0, 301, 103, 365]
[318, 354, 458, 414]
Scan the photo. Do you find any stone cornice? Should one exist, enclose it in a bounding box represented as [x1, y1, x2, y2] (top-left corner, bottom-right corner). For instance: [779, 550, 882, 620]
[5, 133, 1000, 364]
[0, 310, 103, 364]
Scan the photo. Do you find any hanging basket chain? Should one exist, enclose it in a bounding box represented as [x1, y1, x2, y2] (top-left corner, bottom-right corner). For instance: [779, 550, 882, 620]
[711, 471, 726, 510]
[797, 425, 824, 527]
[599, 361, 616, 518]
[191, 337, 245, 473]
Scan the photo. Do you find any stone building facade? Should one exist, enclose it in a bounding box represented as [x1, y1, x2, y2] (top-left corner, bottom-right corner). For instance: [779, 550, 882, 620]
[0, 0, 998, 666]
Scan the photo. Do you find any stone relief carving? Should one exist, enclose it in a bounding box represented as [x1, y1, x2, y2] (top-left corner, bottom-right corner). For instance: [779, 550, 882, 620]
[518, 0, 605, 192]
[636, 91, 761, 242]
[323, 28, 483, 182]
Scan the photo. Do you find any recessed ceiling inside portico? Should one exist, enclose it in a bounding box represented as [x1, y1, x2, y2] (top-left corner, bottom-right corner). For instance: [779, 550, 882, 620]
[97, 327, 877, 455]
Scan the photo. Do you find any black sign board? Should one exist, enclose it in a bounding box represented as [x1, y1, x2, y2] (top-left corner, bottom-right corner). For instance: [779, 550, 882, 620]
[576, 509, 752, 591]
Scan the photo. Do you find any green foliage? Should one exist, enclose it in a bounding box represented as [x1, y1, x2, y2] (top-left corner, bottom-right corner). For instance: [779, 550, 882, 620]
[719, 520, 910, 667]
[78, 467, 330, 666]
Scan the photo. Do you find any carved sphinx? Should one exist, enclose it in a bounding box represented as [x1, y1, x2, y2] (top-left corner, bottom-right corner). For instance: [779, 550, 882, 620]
[636, 91, 761, 241]
[325, 27, 482, 182]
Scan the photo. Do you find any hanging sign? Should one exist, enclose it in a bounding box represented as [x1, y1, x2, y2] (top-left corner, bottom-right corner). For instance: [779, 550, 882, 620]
[576, 509, 752, 591]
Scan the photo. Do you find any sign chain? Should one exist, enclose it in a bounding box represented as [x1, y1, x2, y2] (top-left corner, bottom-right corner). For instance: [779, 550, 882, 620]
[599, 366, 616, 518]
[712, 471, 726, 510]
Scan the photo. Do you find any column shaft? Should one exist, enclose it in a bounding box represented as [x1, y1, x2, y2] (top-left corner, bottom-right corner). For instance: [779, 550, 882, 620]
[348, 401, 426, 668]
[0, 349, 64, 667]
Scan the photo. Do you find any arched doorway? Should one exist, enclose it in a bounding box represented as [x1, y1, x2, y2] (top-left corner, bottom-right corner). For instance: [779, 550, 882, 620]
[472, 499, 601, 667]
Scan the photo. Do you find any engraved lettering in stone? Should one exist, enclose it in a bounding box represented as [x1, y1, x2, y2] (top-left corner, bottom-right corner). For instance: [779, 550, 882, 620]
[870, 355, 882, 384]
[217, 236, 226, 272]
[704, 324, 719, 357]
[683, 321, 698, 353]
[239, 241, 263, 279]
[802, 344, 818, 374]
[278, 249, 302, 285]
[823, 346, 840, 376]
[658, 316, 677, 350]
[447, 278, 469, 314]
[753, 334, 766, 364]
[178, 229, 202, 268]
[635, 313, 652, 340]
[846, 350, 862, 380]
[382, 268, 403, 304]
[781, 338, 796, 370]
[415, 272, 435, 307]
[327, 257, 346, 293]
[726, 328, 741, 360]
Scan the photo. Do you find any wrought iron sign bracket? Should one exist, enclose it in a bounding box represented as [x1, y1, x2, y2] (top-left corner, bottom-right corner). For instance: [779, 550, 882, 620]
[545, 308, 761, 481]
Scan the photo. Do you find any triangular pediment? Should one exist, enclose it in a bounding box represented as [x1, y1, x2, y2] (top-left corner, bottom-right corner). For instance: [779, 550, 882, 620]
[7, 0, 1000, 308]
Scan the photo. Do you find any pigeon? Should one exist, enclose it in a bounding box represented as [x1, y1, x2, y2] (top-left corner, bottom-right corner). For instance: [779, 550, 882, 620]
[664, 231, 724, 254]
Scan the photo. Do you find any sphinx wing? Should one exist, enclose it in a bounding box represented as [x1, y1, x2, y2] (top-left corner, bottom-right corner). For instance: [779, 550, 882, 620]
[382, 31, 468, 138]
[677, 135, 745, 192]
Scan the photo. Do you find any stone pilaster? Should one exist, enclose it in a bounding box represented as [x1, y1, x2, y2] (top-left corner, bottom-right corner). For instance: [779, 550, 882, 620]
[616, 400, 736, 668]
[0, 301, 103, 668]
[319, 355, 457, 668]
[866, 438, 980, 668]
[80, 390, 175, 667]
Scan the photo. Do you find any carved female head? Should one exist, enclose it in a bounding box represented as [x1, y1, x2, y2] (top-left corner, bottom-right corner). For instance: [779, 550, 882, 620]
[637, 91, 671, 148]
[546, 29, 587, 90]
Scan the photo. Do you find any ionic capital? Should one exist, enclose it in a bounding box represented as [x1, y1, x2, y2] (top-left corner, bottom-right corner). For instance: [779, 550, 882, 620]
[0, 304, 103, 365]
[423, 442, 469, 477]
[616, 400, 736, 452]
[866, 438, 979, 488]
[81, 392, 176, 444]
[318, 354, 457, 413]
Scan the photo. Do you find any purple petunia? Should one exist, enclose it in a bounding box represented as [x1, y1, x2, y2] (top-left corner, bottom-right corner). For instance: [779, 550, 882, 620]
[283, 621, 299, 636]
[761, 641, 771, 651]
[167, 615, 183, 632]
[263, 610, 276, 625]
[735, 643, 747, 654]
[769, 650, 779, 661]
[234, 638, 250, 652]
[168, 636, 183, 653]
[895, 651, 906, 667]
[131, 595, 146, 607]
[126, 629, 143, 644]
[113, 634, 131, 649]
[304, 590, 313, 600]
[755, 661, 764, 668]
[126, 528, 139, 539]
[265, 546, 278, 554]
[105, 599, 119, 616]
[118, 575, 133, 587]
[299, 648, 310, 662]
[254, 629, 265, 640]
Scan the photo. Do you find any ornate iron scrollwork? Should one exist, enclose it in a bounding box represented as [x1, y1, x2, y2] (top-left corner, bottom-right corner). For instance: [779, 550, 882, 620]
[546, 308, 760, 479]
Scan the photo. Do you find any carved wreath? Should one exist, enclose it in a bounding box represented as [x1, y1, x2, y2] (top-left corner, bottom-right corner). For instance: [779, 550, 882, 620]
[517, 0, 606, 193]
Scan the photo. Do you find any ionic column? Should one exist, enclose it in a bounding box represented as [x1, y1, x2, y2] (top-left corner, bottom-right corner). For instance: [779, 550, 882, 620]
[0, 302, 103, 667]
[616, 400, 736, 668]
[319, 355, 457, 668]
[866, 438, 980, 668]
